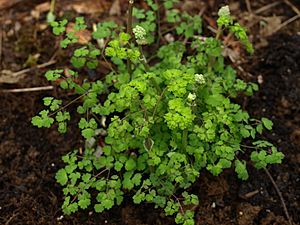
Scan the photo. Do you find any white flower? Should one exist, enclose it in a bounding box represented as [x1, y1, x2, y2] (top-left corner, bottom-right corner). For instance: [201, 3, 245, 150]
[218, 5, 230, 18]
[187, 93, 196, 102]
[133, 25, 146, 40]
[195, 74, 205, 84]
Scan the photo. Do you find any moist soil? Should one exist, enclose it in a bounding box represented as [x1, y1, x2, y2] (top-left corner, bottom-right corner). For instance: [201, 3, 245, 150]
[0, 1, 299, 225]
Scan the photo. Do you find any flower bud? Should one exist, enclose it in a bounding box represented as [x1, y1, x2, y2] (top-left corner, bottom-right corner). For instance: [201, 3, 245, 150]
[195, 74, 205, 84]
[188, 93, 196, 102]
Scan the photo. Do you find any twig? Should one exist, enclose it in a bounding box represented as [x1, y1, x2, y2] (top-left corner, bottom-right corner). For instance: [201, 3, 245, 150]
[172, 194, 184, 215]
[207, 26, 218, 34]
[274, 15, 300, 33]
[0, 25, 2, 70]
[255, 1, 281, 14]
[5, 212, 19, 225]
[284, 0, 300, 16]
[3, 60, 56, 77]
[237, 65, 255, 79]
[0, 86, 54, 93]
[263, 167, 293, 225]
[245, 0, 252, 14]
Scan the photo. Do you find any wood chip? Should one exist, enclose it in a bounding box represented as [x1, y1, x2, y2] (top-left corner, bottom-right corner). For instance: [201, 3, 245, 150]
[243, 190, 259, 199]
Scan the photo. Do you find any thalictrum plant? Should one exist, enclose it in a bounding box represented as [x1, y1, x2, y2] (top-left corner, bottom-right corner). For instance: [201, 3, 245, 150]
[32, 2, 283, 224]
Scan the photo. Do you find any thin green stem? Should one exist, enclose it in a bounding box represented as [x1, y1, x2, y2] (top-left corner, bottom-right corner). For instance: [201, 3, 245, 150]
[70, 168, 109, 204]
[138, 45, 150, 71]
[182, 129, 188, 151]
[152, 87, 167, 119]
[49, 91, 90, 117]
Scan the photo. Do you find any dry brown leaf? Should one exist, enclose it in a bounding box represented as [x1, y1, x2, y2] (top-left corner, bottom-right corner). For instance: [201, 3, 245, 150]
[0, 70, 26, 84]
[31, 2, 51, 19]
[260, 16, 283, 36]
[222, 46, 241, 63]
[67, 0, 110, 15]
[109, 0, 121, 16]
[66, 23, 91, 44]
[182, 0, 205, 13]
[0, 0, 22, 10]
[35, 2, 51, 13]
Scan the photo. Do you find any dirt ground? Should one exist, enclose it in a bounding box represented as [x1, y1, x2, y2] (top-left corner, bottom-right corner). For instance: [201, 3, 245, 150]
[0, 0, 299, 224]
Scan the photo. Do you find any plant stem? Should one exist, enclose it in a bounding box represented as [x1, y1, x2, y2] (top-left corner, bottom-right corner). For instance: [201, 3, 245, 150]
[182, 129, 188, 150]
[49, 91, 90, 117]
[155, 0, 162, 46]
[127, 0, 134, 77]
[137, 46, 161, 92]
[215, 27, 222, 40]
[172, 194, 184, 214]
[152, 87, 167, 118]
[50, 0, 56, 13]
[138, 46, 150, 71]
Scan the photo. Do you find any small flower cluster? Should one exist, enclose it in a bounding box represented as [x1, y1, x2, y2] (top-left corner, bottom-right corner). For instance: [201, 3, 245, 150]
[218, 5, 230, 18]
[133, 25, 147, 45]
[195, 74, 205, 84]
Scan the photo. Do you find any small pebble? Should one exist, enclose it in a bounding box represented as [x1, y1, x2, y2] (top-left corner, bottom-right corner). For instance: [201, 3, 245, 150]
[164, 33, 175, 43]
[211, 202, 216, 208]
[57, 215, 64, 221]
[258, 75, 264, 84]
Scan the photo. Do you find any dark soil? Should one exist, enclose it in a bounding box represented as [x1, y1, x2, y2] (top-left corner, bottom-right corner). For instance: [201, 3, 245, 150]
[0, 1, 299, 225]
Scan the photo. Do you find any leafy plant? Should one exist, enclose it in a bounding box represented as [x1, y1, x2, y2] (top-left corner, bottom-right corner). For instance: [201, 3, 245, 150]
[32, 3, 284, 225]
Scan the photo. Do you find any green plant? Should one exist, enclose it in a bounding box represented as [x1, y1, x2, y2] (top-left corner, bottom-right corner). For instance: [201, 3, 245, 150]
[32, 3, 284, 224]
